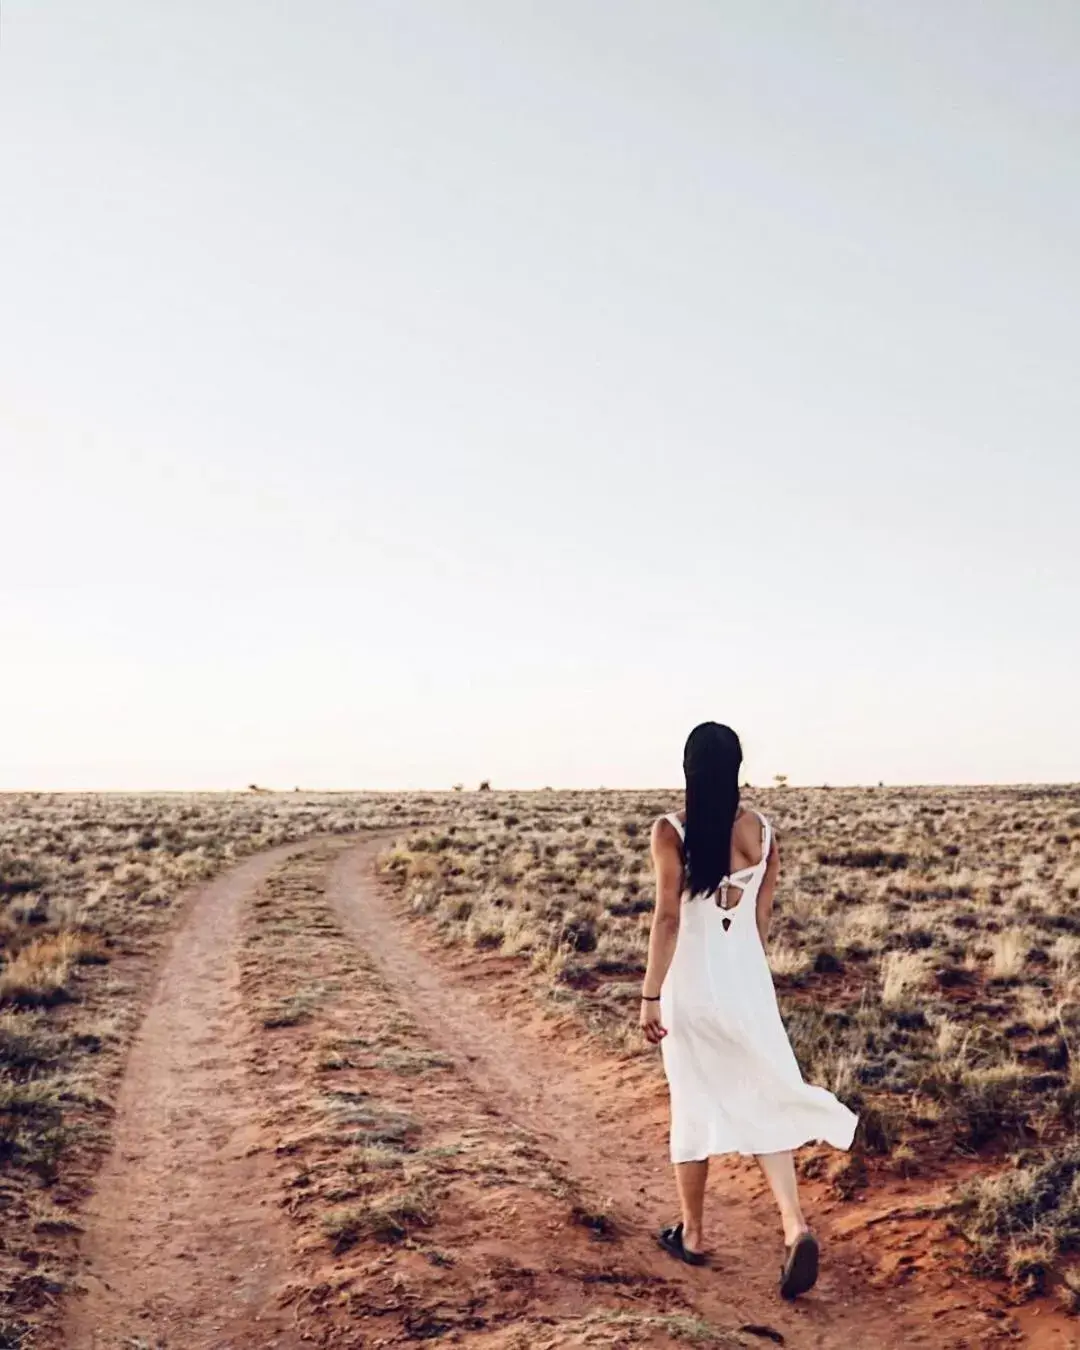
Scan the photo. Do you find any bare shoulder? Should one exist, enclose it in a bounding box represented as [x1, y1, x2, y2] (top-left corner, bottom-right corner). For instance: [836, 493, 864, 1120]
[650, 814, 682, 852]
[734, 808, 762, 844]
[737, 806, 779, 857]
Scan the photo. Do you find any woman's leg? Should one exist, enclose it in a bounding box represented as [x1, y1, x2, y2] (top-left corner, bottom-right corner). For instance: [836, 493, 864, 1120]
[674, 1159, 709, 1252]
[755, 1151, 809, 1246]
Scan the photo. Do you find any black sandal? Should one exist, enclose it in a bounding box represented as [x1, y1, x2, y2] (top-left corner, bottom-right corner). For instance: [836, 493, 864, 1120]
[779, 1231, 819, 1299]
[658, 1222, 707, 1267]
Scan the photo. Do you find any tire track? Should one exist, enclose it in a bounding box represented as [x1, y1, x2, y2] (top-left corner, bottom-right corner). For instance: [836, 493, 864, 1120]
[64, 842, 330, 1350]
[327, 841, 990, 1350]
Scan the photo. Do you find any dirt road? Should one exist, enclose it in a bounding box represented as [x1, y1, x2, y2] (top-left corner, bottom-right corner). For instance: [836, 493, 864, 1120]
[326, 844, 961, 1350]
[62, 838, 1051, 1349]
[64, 843, 327, 1350]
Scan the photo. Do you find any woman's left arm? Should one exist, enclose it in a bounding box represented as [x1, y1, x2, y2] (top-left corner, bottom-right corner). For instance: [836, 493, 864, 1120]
[640, 818, 684, 1043]
[756, 832, 781, 948]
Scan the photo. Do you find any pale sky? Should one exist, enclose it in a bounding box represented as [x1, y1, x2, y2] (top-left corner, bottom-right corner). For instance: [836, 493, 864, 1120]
[2, 2, 1078, 790]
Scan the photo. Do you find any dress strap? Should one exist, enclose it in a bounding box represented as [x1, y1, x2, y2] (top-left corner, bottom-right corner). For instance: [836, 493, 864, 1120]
[665, 813, 686, 843]
[754, 812, 771, 867]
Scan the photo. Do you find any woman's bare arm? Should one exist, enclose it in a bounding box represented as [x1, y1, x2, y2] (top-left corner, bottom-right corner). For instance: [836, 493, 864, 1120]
[756, 832, 781, 949]
[639, 819, 684, 1041]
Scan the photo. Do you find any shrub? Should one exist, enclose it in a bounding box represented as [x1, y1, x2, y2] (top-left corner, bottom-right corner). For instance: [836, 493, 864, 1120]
[818, 849, 910, 871]
[0, 856, 45, 899]
[0, 1075, 68, 1180]
[562, 918, 598, 954]
[0, 1012, 57, 1069]
[957, 1147, 1080, 1294]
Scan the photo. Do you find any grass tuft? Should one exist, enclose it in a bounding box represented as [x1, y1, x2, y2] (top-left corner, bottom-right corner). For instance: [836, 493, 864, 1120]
[322, 1183, 437, 1251]
[957, 1146, 1080, 1294]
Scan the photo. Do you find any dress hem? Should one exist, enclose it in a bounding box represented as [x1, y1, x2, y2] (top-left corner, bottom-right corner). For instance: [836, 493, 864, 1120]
[670, 1124, 858, 1165]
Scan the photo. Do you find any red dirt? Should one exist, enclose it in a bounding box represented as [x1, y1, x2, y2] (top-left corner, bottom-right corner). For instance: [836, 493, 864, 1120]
[63, 843, 326, 1350]
[326, 843, 1056, 1348]
[58, 838, 1080, 1348]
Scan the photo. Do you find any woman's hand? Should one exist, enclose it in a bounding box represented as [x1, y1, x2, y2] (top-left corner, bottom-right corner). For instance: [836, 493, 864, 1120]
[640, 998, 667, 1044]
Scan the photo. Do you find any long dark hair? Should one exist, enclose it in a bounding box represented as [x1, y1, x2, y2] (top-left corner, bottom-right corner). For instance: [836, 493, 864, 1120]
[682, 722, 742, 898]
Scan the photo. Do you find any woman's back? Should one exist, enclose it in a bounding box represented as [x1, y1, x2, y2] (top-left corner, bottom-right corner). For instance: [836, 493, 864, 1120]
[665, 804, 769, 897]
[663, 808, 772, 978]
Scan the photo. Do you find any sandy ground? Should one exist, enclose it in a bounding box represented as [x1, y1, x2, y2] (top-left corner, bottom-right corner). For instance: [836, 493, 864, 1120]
[59, 838, 1076, 1349]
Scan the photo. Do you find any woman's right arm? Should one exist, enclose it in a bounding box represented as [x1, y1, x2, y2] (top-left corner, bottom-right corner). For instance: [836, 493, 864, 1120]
[756, 832, 781, 948]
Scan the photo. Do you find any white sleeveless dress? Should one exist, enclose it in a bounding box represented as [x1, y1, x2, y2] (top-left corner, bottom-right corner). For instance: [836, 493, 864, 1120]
[659, 811, 858, 1163]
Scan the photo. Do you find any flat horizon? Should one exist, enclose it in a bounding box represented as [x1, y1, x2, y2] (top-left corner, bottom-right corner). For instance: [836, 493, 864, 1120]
[4, 778, 1078, 796]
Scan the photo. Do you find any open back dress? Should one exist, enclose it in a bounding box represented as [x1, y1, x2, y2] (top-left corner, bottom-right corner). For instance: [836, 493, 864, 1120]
[659, 810, 858, 1163]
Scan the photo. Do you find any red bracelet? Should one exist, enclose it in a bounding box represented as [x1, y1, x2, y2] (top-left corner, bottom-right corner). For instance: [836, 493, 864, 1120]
[641, 994, 661, 1001]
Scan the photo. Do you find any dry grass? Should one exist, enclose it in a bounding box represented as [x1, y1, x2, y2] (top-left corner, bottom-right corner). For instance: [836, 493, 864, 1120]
[0, 790, 453, 1342]
[768, 943, 811, 978]
[376, 783, 1080, 1297]
[879, 950, 928, 1008]
[957, 1146, 1080, 1296]
[321, 1181, 437, 1250]
[0, 932, 105, 1007]
[4, 783, 1080, 1325]
[990, 928, 1028, 980]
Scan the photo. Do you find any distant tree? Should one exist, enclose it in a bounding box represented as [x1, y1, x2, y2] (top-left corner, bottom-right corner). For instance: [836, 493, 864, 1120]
[773, 773, 789, 788]
[452, 783, 464, 792]
[478, 779, 492, 792]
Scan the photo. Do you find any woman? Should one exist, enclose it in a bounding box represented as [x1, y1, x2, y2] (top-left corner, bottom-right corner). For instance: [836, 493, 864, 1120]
[639, 722, 857, 1299]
